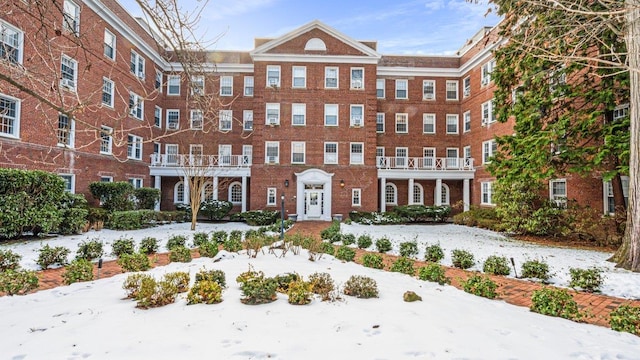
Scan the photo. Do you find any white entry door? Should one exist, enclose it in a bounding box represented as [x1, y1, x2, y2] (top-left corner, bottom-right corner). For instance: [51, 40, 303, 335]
[306, 190, 322, 218]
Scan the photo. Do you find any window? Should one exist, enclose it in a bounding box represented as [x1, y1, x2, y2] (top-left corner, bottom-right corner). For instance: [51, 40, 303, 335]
[376, 113, 385, 133]
[613, 104, 629, 122]
[166, 144, 178, 164]
[482, 100, 496, 125]
[446, 148, 459, 168]
[376, 147, 385, 166]
[244, 76, 254, 96]
[325, 67, 338, 88]
[57, 114, 74, 147]
[395, 79, 408, 99]
[266, 103, 280, 126]
[604, 176, 629, 214]
[423, 147, 435, 168]
[100, 176, 113, 183]
[265, 142, 279, 164]
[395, 113, 408, 133]
[464, 146, 471, 160]
[422, 80, 435, 100]
[166, 109, 179, 130]
[242, 145, 252, 165]
[190, 109, 203, 130]
[324, 104, 338, 126]
[103, 29, 116, 60]
[60, 55, 77, 91]
[463, 111, 471, 132]
[351, 68, 364, 89]
[376, 79, 385, 98]
[167, 75, 180, 95]
[218, 144, 231, 165]
[100, 126, 112, 154]
[324, 142, 338, 164]
[154, 106, 162, 128]
[130, 51, 145, 79]
[350, 105, 363, 127]
[229, 182, 242, 204]
[292, 66, 306, 88]
[153, 142, 161, 156]
[127, 135, 143, 160]
[129, 178, 143, 189]
[446, 114, 459, 134]
[220, 76, 233, 96]
[219, 110, 232, 131]
[174, 182, 185, 203]
[201, 181, 214, 202]
[192, 75, 205, 96]
[463, 76, 471, 97]
[436, 184, 450, 205]
[60, 174, 75, 193]
[352, 189, 362, 207]
[422, 114, 435, 134]
[129, 92, 143, 120]
[0, 21, 23, 64]
[155, 70, 162, 92]
[267, 188, 277, 206]
[395, 147, 408, 167]
[482, 140, 497, 164]
[63, 0, 80, 34]
[413, 184, 424, 205]
[385, 183, 397, 205]
[291, 141, 305, 164]
[292, 103, 306, 125]
[550, 179, 567, 208]
[243, 110, 253, 131]
[481, 59, 496, 86]
[102, 78, 114, 107]
[266, 65, 280, 87]
[350, 143, 364, 165]
[446, 80, 458, 100]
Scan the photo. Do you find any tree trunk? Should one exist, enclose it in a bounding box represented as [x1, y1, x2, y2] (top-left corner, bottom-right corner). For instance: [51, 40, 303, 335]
[611, 0, 640, 271]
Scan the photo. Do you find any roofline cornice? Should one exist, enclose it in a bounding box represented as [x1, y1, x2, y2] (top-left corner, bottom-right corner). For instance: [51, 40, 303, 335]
[252, 54, 380, 64]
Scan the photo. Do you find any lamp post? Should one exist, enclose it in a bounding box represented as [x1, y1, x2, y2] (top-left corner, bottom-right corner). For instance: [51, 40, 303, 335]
[280, 194, 285, 240]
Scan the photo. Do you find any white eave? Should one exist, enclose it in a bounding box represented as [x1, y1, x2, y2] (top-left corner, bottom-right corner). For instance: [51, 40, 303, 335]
[168, 62, 254, 73]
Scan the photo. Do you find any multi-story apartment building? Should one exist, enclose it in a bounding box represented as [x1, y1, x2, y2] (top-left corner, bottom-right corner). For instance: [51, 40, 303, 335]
[0, 1, 627, 221]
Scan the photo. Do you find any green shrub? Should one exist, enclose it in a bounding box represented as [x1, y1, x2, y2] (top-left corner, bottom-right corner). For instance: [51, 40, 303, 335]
[399, 241, 418, 258]
[117, 252, 151, 272]
[223, 237, 243, 252]
[0, 269, 39, 295]
[169, 246, 192, 263]
[199, 200, 232, 221]
[36, 244, 70, 269]
[193, 232, 209, 247]
[229, 230, 243, 243]
[335, 246, 356, 262]
[135, 276, 179, 309]
[375, 237, 393, 253]
[163, 271, 190, 293]
[57, 192, 89, 235]
[483, 255, 511, 276]
[87, 207, 109, 226]
[328, 232, 343, 244]
[187, 280, 222, 305]
[462, 275, 498, 299]
[106, 210, 156, 230]
[308, 272, 335, 301]
[111, 237, 135, 257]
[198, 241, 219, 258]
[609, 304, 640, 335]
[236, 269, 278, 305]
[319, 241, 335, 255]
[343, 275, 378, 298]
[88, 181, 134, 212]
[238, 210, 279, 226]
[195, 269, 226, 288]
[341, 233, 356, 246]
[274, 273, 301, 293]
[0, 249, 22, 272]
[530, 287, 582, 320]
[356, 234, 373, 249]
[393, 204, 451, 222]
[452, 206, 498, 227]
[211, 230, 228, 244]
[243, 233, 267, 258]
[166, 235, 187, 250]
[390, 257, 415, 276]
[62, 259, 94, 285]
[139, 237, 159, 254]
[361, 253, 384, 270]
[75, 239, 104, 261]
[569, 267, 604, 292]
[417, 263, 450, 285]
[521, 259, 551, 281]
[451, 249, 475, 269]
[122, 273, 152, 299]
[320, 220, 341, 240]
[424, 243, 445, 263]
[287, 279, 313, 305]
[133, 187, 160, 210]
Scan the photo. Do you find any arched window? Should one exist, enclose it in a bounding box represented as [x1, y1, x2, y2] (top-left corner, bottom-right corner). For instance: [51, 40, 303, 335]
[228, 181, 242, 204]
[413, 183, 424, 205]
[304, 38, 327, 51]
[385, 183, 397, 205]
[174, 181, 185, 204]
[202, 181, 214, 202]
[434, 183, 450, 205]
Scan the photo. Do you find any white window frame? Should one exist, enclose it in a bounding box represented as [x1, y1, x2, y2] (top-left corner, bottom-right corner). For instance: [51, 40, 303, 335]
[422, 80, 435, 100]
[351, 67, 364, 89]
[446, 80, 459, 100]
[218, 144, 231, 166]
[244, 76, 254, 96]
[395, 79, 408, 99]
[129, 178, 143, 189]
[422, 113, 435, 134]
[395, 147, 408, 168]
[265, 141, 280, 164]
[325, 66, 339, 89]
[229, 182, 243, 204]
[127, 134, 143, 160]
[395, 113, 408, 133]
[267, 187, 277, 206]
[604, 176, 629, 215]
[103, 29, 116, 60]
[102, 77, 114, 108]
[481, 59, 496, 86]
[267, 65, 281, 87]
[60, 55, 78, 91]
[413, 183, 424, 205]
[166, 109, 179, 130]
[463, 76, 471, 97]
[482, 140, 497, 164]
[129, 91, 144, 120]
[243, 110, 253, 131]
[190, 109, 203, 130]
[385, 183, 397, 205]
[549, 179, 567, 208]
[60, 174, 76, 193]
[292, 66, 306, 88]
[174, 181, 185, 204]
[166, 144, 179, 165]
[292, 103, 306, 126]
[350, 142, 364, 165]
[463, 145, 471, 160]
[266, 103, 280, 126]
[376, 113, 385, 133]
[219, 109, 232, 132]
[100, 126, 112, 154]
[220, 76, 234, 96]
[423, 147, 436, 168]
[446, 114, 459, 134]
[130, 50, 145, 79]
[155, 70, 162, 93]
[352, 188, 362, 207]
[291, 141, 306, 164]
[324, 104, 338, 126]
[463, 111, 471, 132]
[350, 104, 364, 127]
[154, 106, 162, 128]
[57, 113, 75, 148]
[242, 145, 253, 165]
[167, 75, 180, 95]
[63, 0, 80, 34]
[0, 20, 24, 65]
[324, 142, 338, 164]
[100, 176, 113, 183]
[482, 99, 496, 125]
[191, 75, 205, 96]
[446, 148, 459, 168]
[376, 79, 385, 98]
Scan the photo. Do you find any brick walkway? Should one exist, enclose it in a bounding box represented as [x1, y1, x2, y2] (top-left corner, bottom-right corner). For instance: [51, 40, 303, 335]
[19, 221, 640, 330]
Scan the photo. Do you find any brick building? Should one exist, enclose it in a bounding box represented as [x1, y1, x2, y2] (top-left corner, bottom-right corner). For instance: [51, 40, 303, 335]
[0, 1, 627, 221]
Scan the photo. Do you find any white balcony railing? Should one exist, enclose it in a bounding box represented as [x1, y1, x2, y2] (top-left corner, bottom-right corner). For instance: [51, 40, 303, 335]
[376, 156, 474, 171]
[150, 154, 251, 168]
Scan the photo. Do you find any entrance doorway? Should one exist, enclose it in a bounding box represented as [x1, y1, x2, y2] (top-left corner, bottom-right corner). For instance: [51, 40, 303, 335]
[305, 185, 323, 218]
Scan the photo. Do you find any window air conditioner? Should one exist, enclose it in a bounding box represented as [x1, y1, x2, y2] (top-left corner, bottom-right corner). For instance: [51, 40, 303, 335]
[60, 78, 75, 89]
[268, 117, 278, 126]
[267, 156, 277, 164]
[424, 93, 434, 100]
[168, 122, 179, 130]
[352, 80, 362, 89]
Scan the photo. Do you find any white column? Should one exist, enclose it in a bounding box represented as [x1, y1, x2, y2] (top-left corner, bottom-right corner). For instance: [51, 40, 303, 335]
[183, 175, 190, 204]
[463, 179, 470, 211]
[154, 176, 161, 211]
[435, 178, 442, 206]
[380, 177, 387, 212]
[408, 178, 415, 205]
[241, 176, 247, 212]
[212, 176, 219, 201]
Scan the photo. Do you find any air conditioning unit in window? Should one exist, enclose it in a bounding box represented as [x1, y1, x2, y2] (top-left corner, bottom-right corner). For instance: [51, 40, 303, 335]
[352, 118, 362, 127]
[268, 117, 278, 126]
[267, 156, 277, 164]
[464, 89, 471, 97]
[60, 78, 75, 89]
[424, 93, 434, 100]
[352, 80, 362, 89]
[482, 117, 489, 125]
[481, 78, 490, 86]
[168, 122, 179, 130]
[138, 72, 145, 80]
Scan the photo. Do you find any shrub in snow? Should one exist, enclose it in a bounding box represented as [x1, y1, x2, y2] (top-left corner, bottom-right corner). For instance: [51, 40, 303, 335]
[530, 287, 582, 320]
[166, 234, 187, 250]
[320, 220, 340, 241]
[62, 259, 94, 285]
[195, 269, 226, 288]
[390, 257, 416, 276]
[335, 246, 356, 262]
[341, 233, 356, 246]
[418, 263, 450, 285]
[399, 241, 419, 258]
[482, 255, 511, 276]
[163, 271, 190, 293]
[451, 249, 475, 269]
[361, 253, 384, 270]
[308, 272, 335, 301]
[343, 275, 378, 299]
[117, 252, 151, 272]
[319, 241, 335, 256]
[169, 246, 192, 263]
[375, 237, 392, 253]
[520, 259, 551, 281]
[568, 267, 604, 293]
[609, 304, 640, 336]
[0, 249, 21, 272]
[243, 233, 268, 258]
[135, 276, 179, 309]
[229, 230, 243, 243]
[111, 237, 135, 257]
[211, 230, 228, 244]
[75, 239, 104, 261]
[187, 280, 222, 305]
[223, 237, 243, 253]
[192, 232, 209, 248]
[424, 243, 445, 263]
[287, 279, 313, 305]
[198, 241, 219, 258]
[36, 244, 70, 269]
[274, 273, 301, 293]
[122, 273, 152, 299]
[139, 236, 159, 254]
[462, 275, 498, 299]
[236, 267, 278, 305]
[0, 269, 39, 295]
[357, 234, 373, 249]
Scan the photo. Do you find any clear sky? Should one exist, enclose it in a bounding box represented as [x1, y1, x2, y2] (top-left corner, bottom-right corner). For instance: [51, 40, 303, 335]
[118, 0, 501, 55]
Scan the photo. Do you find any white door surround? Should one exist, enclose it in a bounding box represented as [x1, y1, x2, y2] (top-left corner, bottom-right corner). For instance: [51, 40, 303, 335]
[294, 168, 334, 221]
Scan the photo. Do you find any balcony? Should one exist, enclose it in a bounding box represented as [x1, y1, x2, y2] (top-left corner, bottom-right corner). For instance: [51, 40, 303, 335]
[377, 156, 474, 170]
[149, 154, 252, 177]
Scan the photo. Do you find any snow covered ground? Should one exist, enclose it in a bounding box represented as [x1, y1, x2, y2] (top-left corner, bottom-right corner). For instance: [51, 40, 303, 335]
[1, 222, 639, 359]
